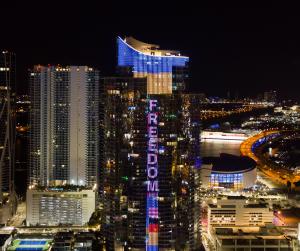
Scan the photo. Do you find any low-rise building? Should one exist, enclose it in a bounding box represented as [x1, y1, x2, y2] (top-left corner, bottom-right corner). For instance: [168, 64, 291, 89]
[52, 232, 73, 251]
[26, 186, 95, 226]
[74, 232, 96, 251]
[208, 196, 273, 228]
[210, 226, 298, 251]
[52, 231, 97, 251]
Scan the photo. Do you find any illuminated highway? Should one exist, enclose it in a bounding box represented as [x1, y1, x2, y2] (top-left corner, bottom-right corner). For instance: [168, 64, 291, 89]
[240, 130, 280, 162]
[240, 130, 300, 188]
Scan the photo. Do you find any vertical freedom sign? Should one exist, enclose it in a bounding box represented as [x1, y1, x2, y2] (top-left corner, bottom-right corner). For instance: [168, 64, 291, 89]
[146, 99, 159, 251]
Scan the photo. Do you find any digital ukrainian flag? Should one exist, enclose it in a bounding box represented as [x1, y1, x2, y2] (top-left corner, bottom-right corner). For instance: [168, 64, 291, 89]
[146, 194, 159, 251]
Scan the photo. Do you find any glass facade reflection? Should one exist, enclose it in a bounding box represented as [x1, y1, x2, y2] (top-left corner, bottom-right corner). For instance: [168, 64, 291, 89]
[100, 76, 202, 250]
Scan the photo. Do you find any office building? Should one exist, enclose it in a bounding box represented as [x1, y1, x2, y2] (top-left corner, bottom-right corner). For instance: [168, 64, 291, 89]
[117, 36, 189, 94]
[29, 65, 99, 187]
[0, 51, 16, 198]
[201, 154, 257, 190]
[0, 51, 17, 223]
[207, 196, 273, 228]
[100, 75, 202, 250]
[52, 232, 98, 251]
[26, 186, 95, 226]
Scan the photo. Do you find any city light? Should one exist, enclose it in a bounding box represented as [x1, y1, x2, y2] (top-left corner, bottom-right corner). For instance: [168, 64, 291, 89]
[146, 99, 159, 251]
[3, 8, 300, 251]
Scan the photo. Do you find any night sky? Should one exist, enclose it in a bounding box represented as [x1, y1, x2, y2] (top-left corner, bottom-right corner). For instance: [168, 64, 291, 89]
[1, 4, 300, 100]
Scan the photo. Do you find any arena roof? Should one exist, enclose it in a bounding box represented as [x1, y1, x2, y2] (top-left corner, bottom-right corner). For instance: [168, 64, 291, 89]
[202, 153, 256, 173]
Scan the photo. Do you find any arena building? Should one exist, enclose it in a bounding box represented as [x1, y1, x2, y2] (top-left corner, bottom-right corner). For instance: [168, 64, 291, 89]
[201, 153, 257, 190]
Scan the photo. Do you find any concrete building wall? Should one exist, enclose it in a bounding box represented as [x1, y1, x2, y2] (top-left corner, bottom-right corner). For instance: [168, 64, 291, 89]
[69, 66, 88, 186]
[208, 198, 273, 228]
[200, 164, 212, 188]
[243, 168, 257, 188]
[26, 189, 95, 226]
[29, 66, 99, 187]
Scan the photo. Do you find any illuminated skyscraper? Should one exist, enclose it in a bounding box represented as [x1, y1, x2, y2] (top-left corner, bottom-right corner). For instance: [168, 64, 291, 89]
[29, 65, 99, 187]
[101, 38, 201, 250]
[117, 36, 189, 94]
[0, 51, 16, 204]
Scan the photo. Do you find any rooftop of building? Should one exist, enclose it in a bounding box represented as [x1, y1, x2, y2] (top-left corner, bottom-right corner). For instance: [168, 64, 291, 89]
[227, 195, 247, 200]
[29, 184, 94, 192]
[52, 232, 95, 248]
[202, 153, 257, 173]
[214, 226, 287, 240]
[209, 203, 268, 209]
[244, 203, 268, 208]
[0, 227, 15, 235]
[208, 196, 269, 209]
[121, 36, 187, 57]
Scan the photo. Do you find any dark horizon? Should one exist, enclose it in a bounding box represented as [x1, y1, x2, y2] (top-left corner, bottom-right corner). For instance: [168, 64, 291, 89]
[2, 4, 300, 101]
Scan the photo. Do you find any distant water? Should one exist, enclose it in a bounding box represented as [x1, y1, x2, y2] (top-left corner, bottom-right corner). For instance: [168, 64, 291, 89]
[200, 140, 241, 157]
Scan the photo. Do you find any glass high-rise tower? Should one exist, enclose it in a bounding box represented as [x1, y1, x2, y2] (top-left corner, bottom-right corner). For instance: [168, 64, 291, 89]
[0, 50, 16, 206]
[100, 37, 201, 250]
[29, 65, 99, 187]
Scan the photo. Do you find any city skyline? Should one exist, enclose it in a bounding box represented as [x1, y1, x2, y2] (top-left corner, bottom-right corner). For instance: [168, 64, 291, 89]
[2, 4, 300, 251]
[1, 5, 300, 100]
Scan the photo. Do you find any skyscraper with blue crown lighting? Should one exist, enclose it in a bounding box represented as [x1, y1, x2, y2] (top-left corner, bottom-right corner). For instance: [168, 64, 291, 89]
[117, 36, 189, 94]
[100, 37, 201, 250]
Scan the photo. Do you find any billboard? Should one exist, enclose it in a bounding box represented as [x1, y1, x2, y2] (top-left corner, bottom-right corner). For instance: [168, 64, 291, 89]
[146, 99, 159, 251]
